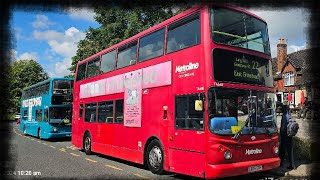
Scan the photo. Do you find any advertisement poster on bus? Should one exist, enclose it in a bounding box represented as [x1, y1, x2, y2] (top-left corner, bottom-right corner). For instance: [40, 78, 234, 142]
[124, 69, 142, 127]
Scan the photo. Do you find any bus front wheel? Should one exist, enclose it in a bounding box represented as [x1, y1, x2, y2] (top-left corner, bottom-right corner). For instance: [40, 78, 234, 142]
[83, 133, 92, 155]
[146, 139, 164, 174]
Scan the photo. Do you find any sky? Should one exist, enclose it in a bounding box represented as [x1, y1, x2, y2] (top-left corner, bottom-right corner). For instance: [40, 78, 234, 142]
[10, 6, 311, 78]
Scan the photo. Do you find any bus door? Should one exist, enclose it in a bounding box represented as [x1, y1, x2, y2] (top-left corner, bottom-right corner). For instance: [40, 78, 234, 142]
[168, 93, 206, 177]
[72, 103, 84, 147]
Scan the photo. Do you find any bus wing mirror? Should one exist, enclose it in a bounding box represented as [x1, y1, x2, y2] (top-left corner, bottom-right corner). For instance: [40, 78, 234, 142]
[195, 100, 203, 111]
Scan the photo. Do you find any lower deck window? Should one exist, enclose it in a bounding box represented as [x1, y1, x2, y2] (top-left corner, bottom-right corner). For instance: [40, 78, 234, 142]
[85, 103, 97, 122]
[175, 94, 204, 130]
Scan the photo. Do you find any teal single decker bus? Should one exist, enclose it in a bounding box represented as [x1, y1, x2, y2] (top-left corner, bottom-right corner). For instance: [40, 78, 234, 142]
[19, 78, 73, 139]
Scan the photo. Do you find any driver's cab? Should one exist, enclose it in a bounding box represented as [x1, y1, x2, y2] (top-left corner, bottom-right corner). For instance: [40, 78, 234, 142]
[207, 87, 277, 136]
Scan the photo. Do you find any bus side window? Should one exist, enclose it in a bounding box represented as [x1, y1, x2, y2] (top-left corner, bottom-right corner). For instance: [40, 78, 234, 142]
[167, 12, 200, 53]
[76, 63, 87, 81]
[100, 50, 116, 74]
[97, 101, 113, 123]
[138, 28, 165, 62]
[115, 99, 124, 124]
[86, 57, 100, 78]
[175, 94, 204, 130]
[117, 41, 137, 69]
[85, 103, 97, 122]
[44, 109, 49, 122]
[36, 109, 42, 122]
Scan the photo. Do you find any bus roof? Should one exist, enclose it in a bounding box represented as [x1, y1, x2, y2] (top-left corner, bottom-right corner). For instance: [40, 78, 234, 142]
[22, 78, 73, 91]
[77, 4, 267, 66]
[77, 5, 203, 65]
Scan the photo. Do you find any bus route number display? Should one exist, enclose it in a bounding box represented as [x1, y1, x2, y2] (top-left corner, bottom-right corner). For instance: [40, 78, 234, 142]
[213, 48, 271, 86]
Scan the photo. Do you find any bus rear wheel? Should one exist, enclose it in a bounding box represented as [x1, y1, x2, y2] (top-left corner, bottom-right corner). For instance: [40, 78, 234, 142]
[23, 126, 26, 135]
[146, 140, 164, 174]
[83, 133, 92, 155]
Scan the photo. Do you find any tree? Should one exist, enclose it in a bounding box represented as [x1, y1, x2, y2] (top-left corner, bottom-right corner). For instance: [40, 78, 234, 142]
[69, 4, 190, 73]
[9, 59, 49, 111]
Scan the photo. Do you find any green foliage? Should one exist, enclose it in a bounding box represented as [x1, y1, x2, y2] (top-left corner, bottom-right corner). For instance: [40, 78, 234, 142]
[9, 59, 49, 111]
[69, 4, 191, 73]
[64, 74, 74, 78]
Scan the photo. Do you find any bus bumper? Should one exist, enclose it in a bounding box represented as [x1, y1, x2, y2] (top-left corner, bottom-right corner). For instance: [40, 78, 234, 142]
[205, 157, 280, 179]
[42, 132, 72, 139]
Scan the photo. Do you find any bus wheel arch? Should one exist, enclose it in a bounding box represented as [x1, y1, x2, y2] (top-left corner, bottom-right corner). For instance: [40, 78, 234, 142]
[144, 137, 164, 174]
[83, 131, 92, 155]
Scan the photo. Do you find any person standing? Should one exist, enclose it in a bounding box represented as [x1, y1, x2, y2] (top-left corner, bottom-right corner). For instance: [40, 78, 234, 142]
[279, 101, 295, 170]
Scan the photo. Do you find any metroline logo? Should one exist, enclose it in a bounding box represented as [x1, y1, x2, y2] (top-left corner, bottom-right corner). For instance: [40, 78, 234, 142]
[175, 62, 199, 73]
[245, 148, 262, 155]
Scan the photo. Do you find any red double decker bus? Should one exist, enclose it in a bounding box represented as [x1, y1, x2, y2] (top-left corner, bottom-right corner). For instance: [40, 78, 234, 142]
[72, 4, 280, 179]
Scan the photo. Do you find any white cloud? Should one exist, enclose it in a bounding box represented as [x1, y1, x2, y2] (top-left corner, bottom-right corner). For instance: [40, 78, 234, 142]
[47, 40, 78, 58]
[67, 8, 96, 22]
[32, 14, 55, 29]
[33, 30, 64, 41]
[33, 27, 86, 77]
[247, 8, 310, 57]
[288, 43, 307, 54]
[17, 52, 39, 61]
[47, 57, 72, 78]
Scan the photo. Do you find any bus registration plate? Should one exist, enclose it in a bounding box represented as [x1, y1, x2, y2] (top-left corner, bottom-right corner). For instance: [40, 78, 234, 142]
[248, 165, 262, 172]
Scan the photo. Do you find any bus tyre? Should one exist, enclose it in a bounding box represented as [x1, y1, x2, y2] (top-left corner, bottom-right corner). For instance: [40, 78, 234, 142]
[23, 126, 26, 135]
[146, 140, 164, 174]
[83, 133, 92, 155]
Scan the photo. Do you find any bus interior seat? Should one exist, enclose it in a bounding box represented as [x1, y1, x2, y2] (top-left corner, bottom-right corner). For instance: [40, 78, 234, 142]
[210, 117, 237, 131]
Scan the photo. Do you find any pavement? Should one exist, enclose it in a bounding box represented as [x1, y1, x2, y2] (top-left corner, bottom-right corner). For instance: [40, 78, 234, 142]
[271, 113, 314, 177]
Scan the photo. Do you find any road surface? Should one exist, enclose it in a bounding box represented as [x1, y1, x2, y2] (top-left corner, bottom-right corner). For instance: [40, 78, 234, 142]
[2, 122, 285, 179]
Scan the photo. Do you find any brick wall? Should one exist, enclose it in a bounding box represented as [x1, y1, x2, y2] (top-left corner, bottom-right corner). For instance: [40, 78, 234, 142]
[277, 39, 287, 72]
[276, 63, 296, 92]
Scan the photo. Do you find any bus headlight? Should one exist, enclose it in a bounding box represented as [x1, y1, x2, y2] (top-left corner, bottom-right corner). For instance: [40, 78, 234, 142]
[53, 128, 58, 132]
[224, 150, 232, 160]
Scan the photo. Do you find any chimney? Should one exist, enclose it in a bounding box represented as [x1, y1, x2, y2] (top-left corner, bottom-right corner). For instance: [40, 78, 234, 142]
[277, 38, 287, 72]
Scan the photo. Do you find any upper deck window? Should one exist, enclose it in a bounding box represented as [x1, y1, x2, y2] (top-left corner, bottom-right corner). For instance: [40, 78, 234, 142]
[166, 13, 200, 53]
[53, 80, 73, 94]
[22, 82, 50, 99]
[117, 41, 137, 69]
[211, 7, 270, 55]
[76, 63, 86, 81]
[139, 28, 165, 62]
[101, 50, 116, 74]
[86, 58, 100, 78]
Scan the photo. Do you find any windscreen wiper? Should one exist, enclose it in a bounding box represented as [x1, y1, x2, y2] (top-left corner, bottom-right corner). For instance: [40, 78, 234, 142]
[232, 110, 254, 140]
[232, 116, 249, 140]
